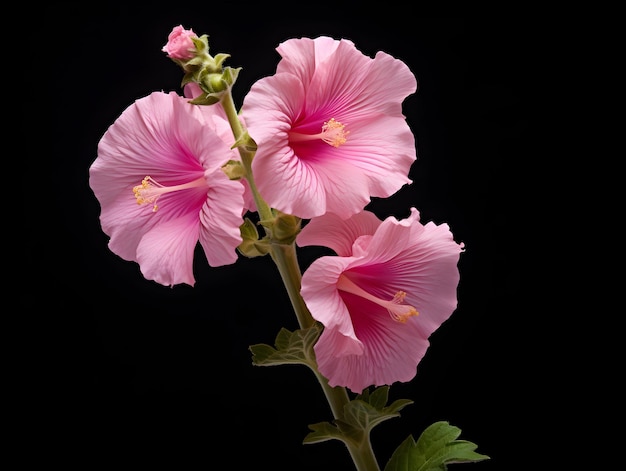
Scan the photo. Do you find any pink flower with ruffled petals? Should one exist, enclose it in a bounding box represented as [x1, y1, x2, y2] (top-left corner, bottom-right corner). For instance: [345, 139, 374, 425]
[162, 25, 197, 60]
[298, 208, 464, 393]
[89, 91, 245, 287]
[241, 36, 418, 220]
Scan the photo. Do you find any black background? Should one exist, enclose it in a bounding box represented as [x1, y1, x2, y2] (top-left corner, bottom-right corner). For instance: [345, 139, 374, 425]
[29, 9, 550, 470]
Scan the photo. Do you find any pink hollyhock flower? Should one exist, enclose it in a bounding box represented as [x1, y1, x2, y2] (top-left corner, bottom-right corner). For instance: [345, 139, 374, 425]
[241, 36, 418, 220]
[89, 91, 245, 287]
[162, 25, 197, 60]
[298, 208, 464, 393]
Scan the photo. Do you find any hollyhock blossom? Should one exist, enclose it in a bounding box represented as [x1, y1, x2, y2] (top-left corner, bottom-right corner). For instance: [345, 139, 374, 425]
[241, 36, 418, 220]
[89, 91, 246, 287]
[298, 208, 464, 393]
[162, 25, 197, 60]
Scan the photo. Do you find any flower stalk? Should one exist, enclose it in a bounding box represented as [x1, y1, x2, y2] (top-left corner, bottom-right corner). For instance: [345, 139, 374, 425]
[220, 83, 381, 471]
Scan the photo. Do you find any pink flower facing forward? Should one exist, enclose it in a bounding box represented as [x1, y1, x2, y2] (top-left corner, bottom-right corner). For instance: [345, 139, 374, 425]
[162, 25, 197, 60]
[89, 91, 245, 287]
[241, 36, 418, 220]
[298, 208, 464, 393]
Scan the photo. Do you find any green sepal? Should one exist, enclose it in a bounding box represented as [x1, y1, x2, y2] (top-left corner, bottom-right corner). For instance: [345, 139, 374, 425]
[258, 210, 301, 245]
[222, 65, 241, 86]
[212, 53, 231, 69]
[222, 160, 246, 180]
[187, 91, 223, 106]
[179, 64, 239, 104]
[185, 54, 208, 69]
[303, 386, 413, 447]
[249, 322, 323, 369]
[383, 421, 490, 471]
[232, 130, 257, 152]
[238, 218, 270, 258]
[191, 34, 210, 55]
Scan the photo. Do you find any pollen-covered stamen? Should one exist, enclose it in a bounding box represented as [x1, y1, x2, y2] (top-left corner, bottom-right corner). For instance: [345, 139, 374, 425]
[337, 274, 418, 323]
[288, 118, 349, 148]
[320, 118, 349, 147]
[132, 175, 207, 212]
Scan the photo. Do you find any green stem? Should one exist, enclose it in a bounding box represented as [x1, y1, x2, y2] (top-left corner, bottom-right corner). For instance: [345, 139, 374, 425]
[220, 91, 273, 223]
[270, 243, 381, 471]
[220, 89, 380, 471]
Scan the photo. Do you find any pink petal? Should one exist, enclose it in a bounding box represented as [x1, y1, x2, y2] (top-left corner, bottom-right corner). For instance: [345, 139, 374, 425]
[297, 211, 381, 256]
[198, 168, 245, 267]
[136, 213, 200, 287]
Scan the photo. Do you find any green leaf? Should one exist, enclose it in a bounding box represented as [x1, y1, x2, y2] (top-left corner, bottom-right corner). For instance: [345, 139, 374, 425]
[303, 421, 350, 444]
[343, 394, 413, 435]
[249, 323, 322, 369]
[384, 421, 490, 471]
[303, 386, 412, 447]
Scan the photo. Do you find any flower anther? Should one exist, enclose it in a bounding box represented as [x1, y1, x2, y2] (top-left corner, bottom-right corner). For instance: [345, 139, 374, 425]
[289, 118, 349, 148]
[133, 175, 207, 212]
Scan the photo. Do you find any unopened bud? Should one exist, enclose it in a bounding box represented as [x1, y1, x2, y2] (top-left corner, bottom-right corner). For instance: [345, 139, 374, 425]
[271, 211, 301, 245]
[162, 25, 197, 60]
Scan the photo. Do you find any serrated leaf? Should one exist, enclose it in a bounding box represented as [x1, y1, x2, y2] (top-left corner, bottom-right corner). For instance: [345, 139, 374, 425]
[384, 421, 490, 471]
[249, 323, 322, 368]
[343, 395, 413, 434]
[302, 421, 349, 444]
[303, 387, 413, 447]
[357, 384, 389, 409]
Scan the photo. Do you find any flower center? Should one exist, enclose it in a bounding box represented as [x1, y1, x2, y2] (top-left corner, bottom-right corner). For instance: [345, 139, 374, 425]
[337, 274, 418, 323]
[288, 118, 349, 148]
[132, 175, 206, 212]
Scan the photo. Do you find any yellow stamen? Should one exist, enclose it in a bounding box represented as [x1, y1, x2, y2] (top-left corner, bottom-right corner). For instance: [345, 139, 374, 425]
[388, 291, 419, 323]
[321, 118, 349, 147]
[288, 118, 349, 148]
[132, 175, 207, 212]
[133, 176, 162, 211]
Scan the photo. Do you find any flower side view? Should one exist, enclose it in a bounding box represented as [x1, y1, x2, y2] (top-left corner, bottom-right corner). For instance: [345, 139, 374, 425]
[298, 208, 465, 393]
[89, 91, 246, 287]
[241, 36, 418, 220]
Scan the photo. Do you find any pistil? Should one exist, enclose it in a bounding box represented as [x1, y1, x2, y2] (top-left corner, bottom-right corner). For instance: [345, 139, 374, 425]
[289, 118, 349, 147]
[132, 175, 207, 212]
[336, 274, 418, 323]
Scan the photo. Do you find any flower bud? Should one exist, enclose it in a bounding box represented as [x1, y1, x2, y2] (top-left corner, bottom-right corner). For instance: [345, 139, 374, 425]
[202, 73, 228, 94]
[221, 160, 246, 180]
[270, 211, 301, 245]
[162, 25, 197, 60]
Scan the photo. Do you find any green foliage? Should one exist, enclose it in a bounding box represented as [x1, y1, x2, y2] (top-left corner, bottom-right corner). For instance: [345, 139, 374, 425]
[384, 421, 490, 471]
[304, 386, 413, 448]
[249, 323, 322, 369]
